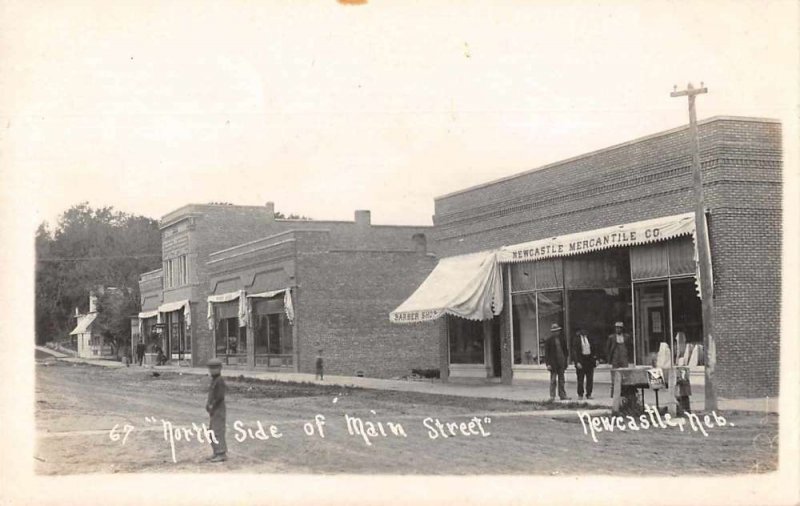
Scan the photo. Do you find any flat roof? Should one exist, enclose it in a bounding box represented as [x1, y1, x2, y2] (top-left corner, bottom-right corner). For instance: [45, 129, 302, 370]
[434, 115, 780, 202]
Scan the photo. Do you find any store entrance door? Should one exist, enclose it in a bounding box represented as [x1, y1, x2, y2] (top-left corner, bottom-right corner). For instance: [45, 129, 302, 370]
[633, 281, 671, 365]
[489, 318, 502, 377]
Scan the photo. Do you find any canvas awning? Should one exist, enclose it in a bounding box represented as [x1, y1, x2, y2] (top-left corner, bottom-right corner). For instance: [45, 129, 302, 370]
[70, 313, 97, 335]
[246, 288, 294, 325]
[158, 300, 192, 328]
[207, 291, 246, 329]
[499, 212, 710, 299]
[137, 310, 159, 319]
[498, 213, 696, 263]
[390, 250, 503, 324]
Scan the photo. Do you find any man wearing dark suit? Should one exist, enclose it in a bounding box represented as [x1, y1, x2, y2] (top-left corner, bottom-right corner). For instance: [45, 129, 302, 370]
[544, 323, 570, 401]
[572, 328, 596, 400]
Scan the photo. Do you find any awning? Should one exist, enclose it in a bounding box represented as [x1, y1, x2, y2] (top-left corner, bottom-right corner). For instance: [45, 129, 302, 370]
[246, 288, 294, 325]
[70, 313, 97, 335]
[246, 289, 286, 299]
[158, 300, 192, 328]
[207, 291, 246, 329]
[499, 211, 710, 299]
[390, 250, 503, 324]
[498, 213, 695, 263]
[137, 310, 159, 319]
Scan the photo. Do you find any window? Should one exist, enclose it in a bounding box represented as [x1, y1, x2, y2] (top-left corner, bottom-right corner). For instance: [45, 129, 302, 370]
[253, 297, 293, 367]
[510, 259, 564, 365]
[215, 301, 245, 356]
[164, 255, 189, 289]
[448, 317, 485, 364]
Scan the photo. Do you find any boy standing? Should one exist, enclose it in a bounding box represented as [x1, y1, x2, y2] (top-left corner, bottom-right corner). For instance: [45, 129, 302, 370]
[206, 358, 227, 462]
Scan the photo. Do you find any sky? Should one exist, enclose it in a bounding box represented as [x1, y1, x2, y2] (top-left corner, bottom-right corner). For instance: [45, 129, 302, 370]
[1, 0, 797, 228]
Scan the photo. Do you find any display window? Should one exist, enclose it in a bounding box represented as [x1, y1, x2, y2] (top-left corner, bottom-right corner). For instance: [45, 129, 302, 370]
[252, 297, 293, 367]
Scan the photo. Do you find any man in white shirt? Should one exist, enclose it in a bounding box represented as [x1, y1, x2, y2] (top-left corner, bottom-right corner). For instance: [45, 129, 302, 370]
[571, 328, 597, 400]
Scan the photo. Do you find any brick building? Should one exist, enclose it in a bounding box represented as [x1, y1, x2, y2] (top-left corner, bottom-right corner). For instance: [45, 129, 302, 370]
[392, 116, 781, 398]
[138, 204, 439, 377]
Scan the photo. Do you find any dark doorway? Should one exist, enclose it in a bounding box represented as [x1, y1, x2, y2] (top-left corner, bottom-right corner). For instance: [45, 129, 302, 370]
[490, 317, 502, 377]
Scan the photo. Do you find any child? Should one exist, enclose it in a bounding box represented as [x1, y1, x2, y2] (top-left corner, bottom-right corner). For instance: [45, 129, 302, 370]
[315, 349, 324, 381]
[206, 358, 227, 462]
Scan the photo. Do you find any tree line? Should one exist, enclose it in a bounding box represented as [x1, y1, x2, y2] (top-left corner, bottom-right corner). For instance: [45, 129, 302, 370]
[35, 203, 162, 349]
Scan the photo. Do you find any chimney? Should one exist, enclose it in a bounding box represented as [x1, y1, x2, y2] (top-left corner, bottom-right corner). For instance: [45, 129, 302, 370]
[89, 292, 99, 313]
[354, 210, 371, 227]
[265, 201, 275, 222]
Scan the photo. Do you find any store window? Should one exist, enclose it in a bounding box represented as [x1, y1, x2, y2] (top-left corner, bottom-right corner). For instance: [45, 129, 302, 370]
[510, 259, 564, 365]
[631, 236, 702, 365]
[565, 248, 632, 361]
[670, 278, 703, 344]
[164, 311, 188, 359]
[252, 297, 293, 367]
[448, 317, 484, 364]
[215, 301, 245, 358]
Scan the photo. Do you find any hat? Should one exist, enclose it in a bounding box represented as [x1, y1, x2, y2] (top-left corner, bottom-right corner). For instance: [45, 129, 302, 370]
[550, 323, 562, 332]
[207, 358, 223, 368]
[614, 321, 624, 327]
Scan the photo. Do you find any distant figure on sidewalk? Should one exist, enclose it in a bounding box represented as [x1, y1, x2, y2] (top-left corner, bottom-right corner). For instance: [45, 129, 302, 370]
[572, 328, 596, 400]
[315, 349, 324, 380]
[544, 323, 570, 401]
[206, 358, 227, 463]
[135, 341, 145, 366]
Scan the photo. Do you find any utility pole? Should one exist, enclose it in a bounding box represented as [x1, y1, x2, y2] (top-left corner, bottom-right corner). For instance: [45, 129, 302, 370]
[671, 82, 717, 411]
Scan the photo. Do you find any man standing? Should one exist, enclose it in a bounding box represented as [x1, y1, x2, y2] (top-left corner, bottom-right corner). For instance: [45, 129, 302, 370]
[572, 328, 596, 400]
[206, 358, 227, 463]
[135, 341, 145, 366]
[544, 323, 570, 401]
[606, 321, 631, 368]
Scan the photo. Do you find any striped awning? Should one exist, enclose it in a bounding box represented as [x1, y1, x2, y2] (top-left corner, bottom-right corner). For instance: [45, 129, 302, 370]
[498, 213, 695, 263]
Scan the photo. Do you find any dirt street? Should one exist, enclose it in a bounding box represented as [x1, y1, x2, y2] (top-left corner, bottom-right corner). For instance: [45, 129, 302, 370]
[35, 360, 778, 475]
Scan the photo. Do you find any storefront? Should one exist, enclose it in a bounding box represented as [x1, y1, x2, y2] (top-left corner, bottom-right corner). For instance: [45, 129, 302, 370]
[136, 310, 159, 348]
[503, 213, 704, 375]
[157, 300, 191, 362]
[392, 212, 707, 380]
[207, 289, 295, 368]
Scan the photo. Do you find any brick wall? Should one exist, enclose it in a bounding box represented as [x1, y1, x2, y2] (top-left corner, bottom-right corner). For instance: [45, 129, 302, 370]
[432, 117, 782, 398]
[186, 214, 436, 375]
[297, 245, 439, 378]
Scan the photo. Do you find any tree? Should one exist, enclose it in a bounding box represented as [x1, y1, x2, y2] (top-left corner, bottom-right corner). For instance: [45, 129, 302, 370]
[35, 203, 162, 345]
[94, 288, 138, 357]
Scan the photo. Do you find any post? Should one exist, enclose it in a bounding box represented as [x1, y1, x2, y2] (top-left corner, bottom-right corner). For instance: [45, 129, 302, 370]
[670, 82, 717, 411]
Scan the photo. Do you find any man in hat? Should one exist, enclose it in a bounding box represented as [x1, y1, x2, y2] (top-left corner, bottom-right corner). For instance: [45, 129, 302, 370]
[544, 322, 570, 401]
[572, 328, 596, 400]
[206, 358, 227, 462]
[606, 321, 631, 369]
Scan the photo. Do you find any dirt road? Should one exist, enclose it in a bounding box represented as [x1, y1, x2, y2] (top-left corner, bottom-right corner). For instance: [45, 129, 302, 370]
[35, 360, 778, 475]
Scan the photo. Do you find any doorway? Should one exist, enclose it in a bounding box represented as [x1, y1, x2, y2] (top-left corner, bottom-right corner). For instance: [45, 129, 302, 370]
[633, 281, 671, 365]
[489, 317, 502, 377]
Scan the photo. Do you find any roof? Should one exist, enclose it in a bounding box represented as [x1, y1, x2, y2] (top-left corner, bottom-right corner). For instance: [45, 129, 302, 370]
[434, 115, 781, 202]
[70, 313, 97, 335]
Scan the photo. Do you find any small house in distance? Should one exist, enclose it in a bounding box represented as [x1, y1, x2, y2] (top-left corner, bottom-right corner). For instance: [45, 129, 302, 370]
[70, 288, 121, 359]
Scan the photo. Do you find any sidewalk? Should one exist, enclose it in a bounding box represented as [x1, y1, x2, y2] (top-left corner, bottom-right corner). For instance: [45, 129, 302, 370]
[52, 355, 778, 413]
[35, 346, 69, 359]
